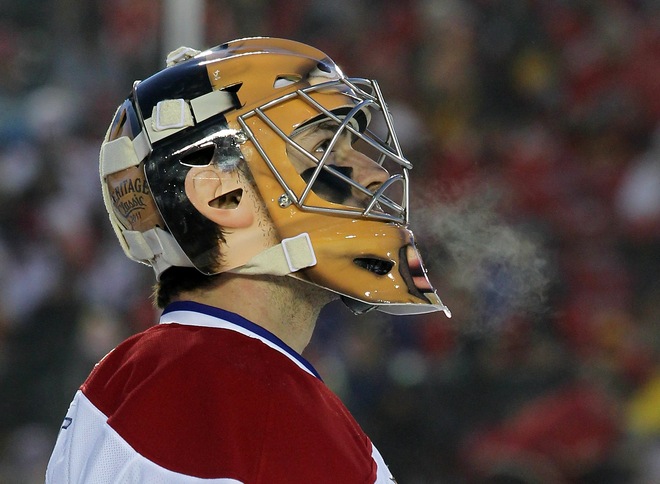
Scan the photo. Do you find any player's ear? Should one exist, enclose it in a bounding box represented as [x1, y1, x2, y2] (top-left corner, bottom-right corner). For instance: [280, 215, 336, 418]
[184, 166, 254, 228]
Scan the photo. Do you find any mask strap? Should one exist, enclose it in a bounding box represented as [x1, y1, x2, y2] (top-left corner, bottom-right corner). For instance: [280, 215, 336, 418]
[230, 233, 317, 276]
[123, 228, 194, 278]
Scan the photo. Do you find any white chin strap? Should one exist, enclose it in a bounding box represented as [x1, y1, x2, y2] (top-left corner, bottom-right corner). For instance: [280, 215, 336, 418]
[230, 233, 317, 276]
[122, 229, 316, 280]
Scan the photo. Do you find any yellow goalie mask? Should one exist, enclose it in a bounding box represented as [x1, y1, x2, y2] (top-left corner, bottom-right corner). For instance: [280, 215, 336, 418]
[100, 37, 450, 317]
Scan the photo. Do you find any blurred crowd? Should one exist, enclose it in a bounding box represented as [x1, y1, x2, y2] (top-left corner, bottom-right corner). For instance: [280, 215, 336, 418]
[1, 0, 659, 482]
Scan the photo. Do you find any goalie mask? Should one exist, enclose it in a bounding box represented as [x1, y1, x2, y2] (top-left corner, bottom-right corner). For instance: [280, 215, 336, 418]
[100, 37, 450, 317]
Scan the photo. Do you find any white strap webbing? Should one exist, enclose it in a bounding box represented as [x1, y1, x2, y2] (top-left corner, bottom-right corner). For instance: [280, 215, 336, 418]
[99, 132, 151, 176]
[144, 90, 238, 145]
[230, 233, 317, 276]
[123, 227, 194, 275]
[190, 90, 237, 123]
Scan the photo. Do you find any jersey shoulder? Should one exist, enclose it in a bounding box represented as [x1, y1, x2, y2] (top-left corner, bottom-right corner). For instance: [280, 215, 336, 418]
[82, 323, 378, 482]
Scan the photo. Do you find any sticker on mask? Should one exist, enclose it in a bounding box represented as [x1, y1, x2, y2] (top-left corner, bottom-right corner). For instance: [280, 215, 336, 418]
[107, 165, 163, 231]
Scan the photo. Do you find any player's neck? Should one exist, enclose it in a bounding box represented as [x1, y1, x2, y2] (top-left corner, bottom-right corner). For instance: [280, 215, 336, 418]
[177, 273, 336, 354]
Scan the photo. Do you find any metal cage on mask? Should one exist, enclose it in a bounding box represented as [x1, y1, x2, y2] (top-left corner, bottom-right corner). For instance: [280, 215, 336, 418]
[237, 77, 411, 225]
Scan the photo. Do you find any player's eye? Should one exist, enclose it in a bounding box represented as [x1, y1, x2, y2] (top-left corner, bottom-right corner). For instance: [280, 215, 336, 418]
[313, 139, 332, 157]
[312, 130, 355, 159]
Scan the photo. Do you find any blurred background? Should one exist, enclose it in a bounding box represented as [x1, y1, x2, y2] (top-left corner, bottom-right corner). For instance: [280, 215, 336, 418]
[1, 0, 659, 482]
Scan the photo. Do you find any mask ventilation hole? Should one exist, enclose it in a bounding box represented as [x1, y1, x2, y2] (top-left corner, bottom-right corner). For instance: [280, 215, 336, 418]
[179, 145, 215, 167]
[274, 74, 302, 88]
[209, 188, 243, 210]
[354, 257, 394, 276]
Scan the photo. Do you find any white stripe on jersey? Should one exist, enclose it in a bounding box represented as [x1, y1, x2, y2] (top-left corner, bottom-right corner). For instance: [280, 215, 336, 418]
[46, 390, 244, 484]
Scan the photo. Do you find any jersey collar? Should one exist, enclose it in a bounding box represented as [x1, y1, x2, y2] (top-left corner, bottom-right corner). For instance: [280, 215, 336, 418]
[160, 300, 322, 380]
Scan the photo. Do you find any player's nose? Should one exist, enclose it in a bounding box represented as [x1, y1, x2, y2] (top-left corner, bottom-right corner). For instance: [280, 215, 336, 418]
[336, 146, 389, 192]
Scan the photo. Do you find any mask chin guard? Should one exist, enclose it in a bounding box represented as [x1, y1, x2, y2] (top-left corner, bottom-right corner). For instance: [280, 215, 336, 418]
[341, 296, 377, 315]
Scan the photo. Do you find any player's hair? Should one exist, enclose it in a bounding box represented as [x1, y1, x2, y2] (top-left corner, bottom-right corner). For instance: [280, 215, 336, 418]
[152, 267, 223, 308]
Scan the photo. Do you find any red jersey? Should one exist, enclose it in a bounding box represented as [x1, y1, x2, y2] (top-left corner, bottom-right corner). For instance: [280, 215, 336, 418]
[46, 301, 395, 483]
